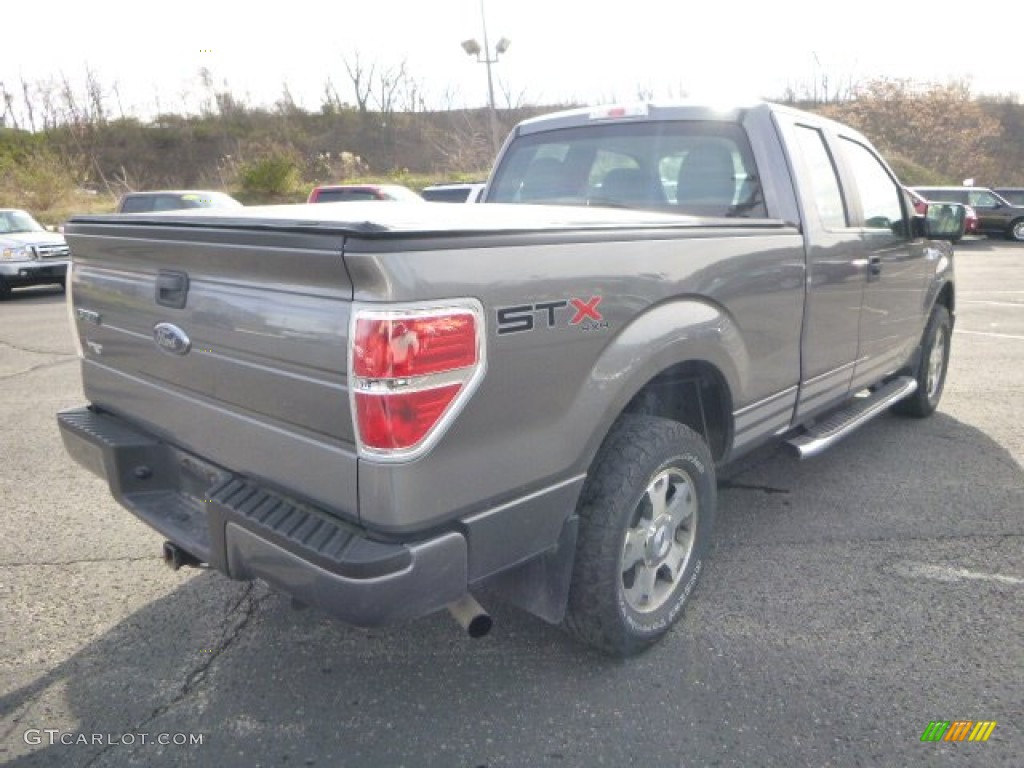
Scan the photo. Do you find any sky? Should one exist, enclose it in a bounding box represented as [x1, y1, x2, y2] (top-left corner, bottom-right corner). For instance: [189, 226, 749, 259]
[2, 0, 1019, 123]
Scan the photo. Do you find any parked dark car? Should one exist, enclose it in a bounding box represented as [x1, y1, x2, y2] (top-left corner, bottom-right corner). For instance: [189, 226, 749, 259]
[421, 182, 487, 203]
[912, 186, 1024, 241]
[118, 190, 242, 214]
[906, 188, 979, 239]
[307, 184, 423, 203]
[0, 208, 70, 298]
[993, 187, 1024, 206]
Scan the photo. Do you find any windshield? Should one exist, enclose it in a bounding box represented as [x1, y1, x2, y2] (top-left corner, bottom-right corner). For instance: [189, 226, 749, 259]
[180, 192, 243, 208]
[488, 120, 767, 218]
[0, 209, 45, 234]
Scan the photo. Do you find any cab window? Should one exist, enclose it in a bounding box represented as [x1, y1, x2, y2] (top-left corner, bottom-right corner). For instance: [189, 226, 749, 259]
[840, 138, 907, 236]
[792, 125, 847, 229]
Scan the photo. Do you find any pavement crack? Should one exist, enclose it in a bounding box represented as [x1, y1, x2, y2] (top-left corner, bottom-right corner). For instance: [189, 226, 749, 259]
[720, 480, 790, 495]
[0, 555, 158, 568]
[0, 338, 76, 357]
[0, 357, 76, 381]
[80, 583, 270, 768]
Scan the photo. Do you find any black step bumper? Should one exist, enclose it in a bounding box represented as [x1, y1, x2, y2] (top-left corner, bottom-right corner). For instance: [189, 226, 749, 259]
[57, 407, 468, 626]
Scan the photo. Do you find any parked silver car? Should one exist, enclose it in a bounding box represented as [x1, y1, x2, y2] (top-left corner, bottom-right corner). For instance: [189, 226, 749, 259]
[421, 182, 487, 203]
[0, 209, 70, 299]
[118, 190, 243, 213]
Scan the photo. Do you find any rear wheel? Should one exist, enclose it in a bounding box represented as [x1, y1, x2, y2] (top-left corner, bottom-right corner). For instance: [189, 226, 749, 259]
[892, 304, 951, 418]
[564, 415, 715, 656]
[1008, 218, 1024, 242]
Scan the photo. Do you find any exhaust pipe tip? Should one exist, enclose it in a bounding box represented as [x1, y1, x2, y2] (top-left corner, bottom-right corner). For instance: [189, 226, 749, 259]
[447, 594, 493, 638]
[162, 541, 202, 571]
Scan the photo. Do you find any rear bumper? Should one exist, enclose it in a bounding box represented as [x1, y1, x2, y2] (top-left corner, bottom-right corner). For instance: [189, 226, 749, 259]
[57, 406, 468, 626]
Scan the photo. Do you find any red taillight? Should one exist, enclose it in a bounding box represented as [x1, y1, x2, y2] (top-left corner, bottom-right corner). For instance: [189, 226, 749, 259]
[354, 385, 463, 450]
[354, 313, 478, 379]
[350, 303, 484, 458]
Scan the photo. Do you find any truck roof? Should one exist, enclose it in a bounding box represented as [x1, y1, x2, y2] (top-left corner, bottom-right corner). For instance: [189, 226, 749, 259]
[510, 100, 870, 148]
[511, 101, 769, 136]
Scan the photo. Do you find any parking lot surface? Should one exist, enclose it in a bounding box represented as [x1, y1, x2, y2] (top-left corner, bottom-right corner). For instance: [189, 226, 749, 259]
[1, 239, 1021, 767]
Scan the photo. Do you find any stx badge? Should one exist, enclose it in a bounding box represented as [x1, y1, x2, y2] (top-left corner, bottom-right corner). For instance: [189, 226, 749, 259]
[496, 296, 608, 335]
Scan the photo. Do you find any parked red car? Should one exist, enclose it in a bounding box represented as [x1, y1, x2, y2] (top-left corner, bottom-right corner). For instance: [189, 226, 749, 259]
[307, 184, 423, 203]
[907, 187, 979, 237]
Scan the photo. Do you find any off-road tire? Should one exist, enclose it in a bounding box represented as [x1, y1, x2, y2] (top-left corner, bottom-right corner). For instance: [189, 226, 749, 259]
[564, 415, 715, 657]
[892, 303, 951, 418]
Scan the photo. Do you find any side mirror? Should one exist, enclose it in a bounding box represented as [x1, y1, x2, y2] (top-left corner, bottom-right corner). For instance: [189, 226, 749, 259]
[914, 202, 966, 242]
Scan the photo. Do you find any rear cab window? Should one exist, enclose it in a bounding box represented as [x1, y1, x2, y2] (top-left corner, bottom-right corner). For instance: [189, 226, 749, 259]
[488, 120, 767, 218]
[791, 125, 848, 229]
[119, 196, 155, 213]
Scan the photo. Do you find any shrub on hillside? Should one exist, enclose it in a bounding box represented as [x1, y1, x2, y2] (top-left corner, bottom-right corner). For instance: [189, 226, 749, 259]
[236, 146, 302, 203]
[0, 147, 85, 212]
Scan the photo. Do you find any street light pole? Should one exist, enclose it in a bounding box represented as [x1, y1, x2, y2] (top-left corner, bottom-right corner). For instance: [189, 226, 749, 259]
[461, 0, 510, 157]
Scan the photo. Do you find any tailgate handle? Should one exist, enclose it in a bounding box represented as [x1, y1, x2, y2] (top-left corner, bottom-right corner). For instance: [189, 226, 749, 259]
[156, 270, 190, 309]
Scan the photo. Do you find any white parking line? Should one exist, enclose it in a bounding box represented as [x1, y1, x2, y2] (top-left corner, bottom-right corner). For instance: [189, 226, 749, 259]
[892, 561, 1024, 585]
[955, 330, 1024, 340]
[960, 300, 1024, 307]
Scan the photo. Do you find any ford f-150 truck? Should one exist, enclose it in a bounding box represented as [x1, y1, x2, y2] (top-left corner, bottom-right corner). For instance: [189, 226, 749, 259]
[58, 102, 964, 656]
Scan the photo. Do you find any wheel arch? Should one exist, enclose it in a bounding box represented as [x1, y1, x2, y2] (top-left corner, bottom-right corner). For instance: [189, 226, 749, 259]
[621, 360, 733, 463]
[936, 276, 955, 319]
[571, 298, 743, 476]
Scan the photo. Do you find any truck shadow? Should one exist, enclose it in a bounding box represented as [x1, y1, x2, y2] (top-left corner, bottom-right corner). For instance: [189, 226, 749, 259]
[3, 412, 1022, 767]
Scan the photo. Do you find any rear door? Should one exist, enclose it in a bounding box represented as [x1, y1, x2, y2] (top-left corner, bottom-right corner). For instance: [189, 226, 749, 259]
[775, 115, 866, 420]
[966, 188, 1009, 234]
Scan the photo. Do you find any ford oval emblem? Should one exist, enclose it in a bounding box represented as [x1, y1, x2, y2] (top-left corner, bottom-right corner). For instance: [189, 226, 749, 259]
[153, 322, 191, 356]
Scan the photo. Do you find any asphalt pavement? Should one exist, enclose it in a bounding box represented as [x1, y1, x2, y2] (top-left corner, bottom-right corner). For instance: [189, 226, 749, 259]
[1, 239, 1021, 767]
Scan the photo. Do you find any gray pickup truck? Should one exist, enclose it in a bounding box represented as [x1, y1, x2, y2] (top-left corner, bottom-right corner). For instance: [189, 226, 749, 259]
[58, 102, 964, 656]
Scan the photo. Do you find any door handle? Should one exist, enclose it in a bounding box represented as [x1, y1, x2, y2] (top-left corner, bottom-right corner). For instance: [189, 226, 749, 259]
[156, 270, 190, 309]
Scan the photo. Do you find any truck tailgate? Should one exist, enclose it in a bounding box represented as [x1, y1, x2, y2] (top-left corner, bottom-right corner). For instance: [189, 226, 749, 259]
[65, 219, 359, 519]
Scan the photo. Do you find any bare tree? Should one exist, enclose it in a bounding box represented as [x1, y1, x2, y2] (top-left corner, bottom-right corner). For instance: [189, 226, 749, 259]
[20, 78, 37, 131]
[276, 83, 300, 115]
[0, 81, 18, 129]
[498, 81, 527, 111]
[343, 52, 375, 113]
[398, 70, 427, 114]
[373, 60, 407, 115]
[59, 72, 84, 126]
[320, 77, 345, 113]
[85, 66, 108, 125]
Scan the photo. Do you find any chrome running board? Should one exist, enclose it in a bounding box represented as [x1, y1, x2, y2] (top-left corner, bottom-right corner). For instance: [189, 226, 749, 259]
[786, 376, 917, 459]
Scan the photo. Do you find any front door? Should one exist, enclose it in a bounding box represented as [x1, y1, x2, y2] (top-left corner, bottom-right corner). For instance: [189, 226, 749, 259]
[837, 137, 929, 391]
